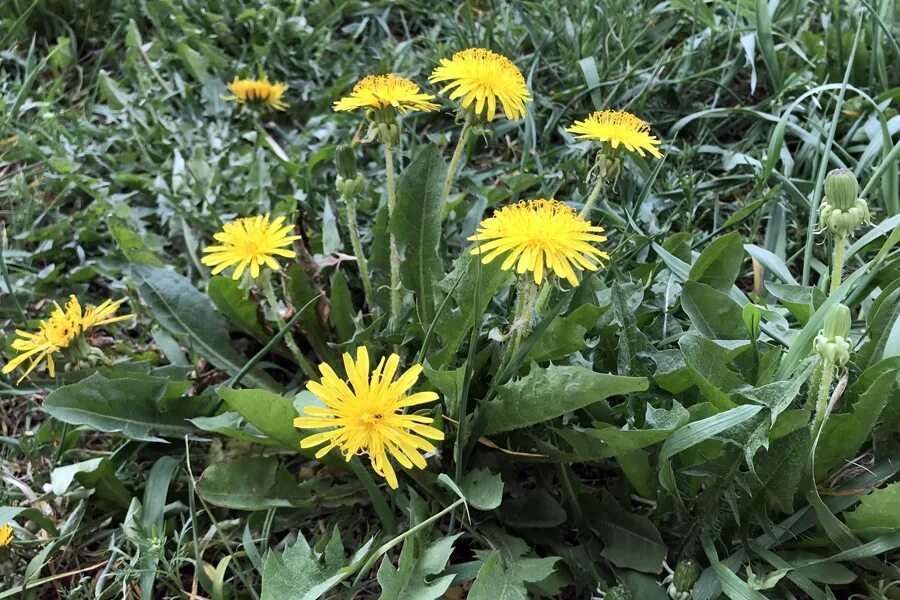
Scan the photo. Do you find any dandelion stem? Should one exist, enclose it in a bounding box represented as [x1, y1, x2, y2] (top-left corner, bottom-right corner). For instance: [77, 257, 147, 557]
[579, 169, 607, 218]
[343, 193, 376, 311]
[350, 497, 466, 590]
[829, 234, 846, 295]
[504, 277, 539, 369]
[349, 457, 396, 534]
[261, 272, 317, 380]
[383, 140, 402, 331]
[812, 359, 834, 437]
[220, 294, 318, 394]
[440, 112, 474, 219]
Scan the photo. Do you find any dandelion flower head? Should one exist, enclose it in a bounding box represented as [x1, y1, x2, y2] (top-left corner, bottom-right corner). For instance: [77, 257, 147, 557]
[224, 76, 289, 111]
[429, 48, 532, 121]
[566, 110, 662, 158]
[468, 199, 609, 286]
[0, 523, 12, 546]
[332, 74, 438, 116]
[294, 347, 445, 489]
[2, 295, 131, 383]
[201, 214, 301, 280]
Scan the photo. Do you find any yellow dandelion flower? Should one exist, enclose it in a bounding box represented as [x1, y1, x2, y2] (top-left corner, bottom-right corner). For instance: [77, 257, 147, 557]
[2, 295, 132, 383]
[429, 48, 532, 121]
[468, 199, 609, 286]
[565, 110, 662, 158]
[294, 347, 445, 489]
[0, 523, 12, 546]
[332, 74, 439, 115]
[82, 298, 131, 330]
[201, 214, 301, 280]
[223, 76, 288, 111]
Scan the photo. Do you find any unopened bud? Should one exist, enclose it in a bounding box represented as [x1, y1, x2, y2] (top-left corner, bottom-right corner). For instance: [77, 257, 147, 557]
[818, 197, 870, 237]
[335, 145, 357, 180]
[823, 303, 851, 340]
[670, 558, 701, 598]
[336, 174, 366, 199]
[604, 584, 632, 600]
[824, 168, 859, 211]
[814, 303, 852, 366]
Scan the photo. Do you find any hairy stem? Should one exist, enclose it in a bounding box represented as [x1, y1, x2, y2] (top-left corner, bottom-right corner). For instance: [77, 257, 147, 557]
[505, 277, 540, 368]
[383, 141, 402, 331]
[579, 167, 607, 218]
[812, 359, 835, 437]
[440, 113, 474, 219]
[343, 193, 376, 311]
[829, 234, 846, 295]
[261, 272, 317, 380]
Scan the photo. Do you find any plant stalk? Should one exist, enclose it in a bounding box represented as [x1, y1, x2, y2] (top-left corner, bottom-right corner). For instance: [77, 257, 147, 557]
[349, 457, 396, 534]
[350, 497, 466, 590]
[812, 360, 835, 437]
[343, 193, 376, 310]
[261, 272, 317, 380]
[829, 234, 846, 295]
[383, 141, 402, 331]
[579, 169, 607, 218]
[440, 112, 474, 219]
[505, 277, 540, 367]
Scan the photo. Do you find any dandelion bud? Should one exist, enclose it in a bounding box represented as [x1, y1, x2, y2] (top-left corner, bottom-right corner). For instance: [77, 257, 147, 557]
[823, 303, 851, 339]
[818, 169, 870, 237]
[335, 145, 358, 180]
[814, 303, 852, 366]
[603, 584, 632, 600]
[668, 558, 701, 600]
[824, 168, 859, 211]
[336, 174, 366, 199]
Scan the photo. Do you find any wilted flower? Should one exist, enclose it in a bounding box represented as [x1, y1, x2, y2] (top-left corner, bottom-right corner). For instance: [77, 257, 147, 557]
[814, 303, 852, 366]
[294, 347, 445, 489]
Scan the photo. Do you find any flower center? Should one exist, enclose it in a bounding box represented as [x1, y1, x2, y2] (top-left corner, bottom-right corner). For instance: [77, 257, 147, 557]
[360, 412, 384, 425]
[44, 319, 79, 348]
[238, 238, 262, 257]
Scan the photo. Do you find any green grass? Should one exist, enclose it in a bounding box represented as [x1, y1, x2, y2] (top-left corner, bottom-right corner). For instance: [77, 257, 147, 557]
[1, 0, 899, 598]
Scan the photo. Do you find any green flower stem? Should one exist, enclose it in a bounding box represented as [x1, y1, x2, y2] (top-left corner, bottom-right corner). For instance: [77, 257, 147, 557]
[829, 234, 847, 295]
[343, 193, 376, 311]
[504, 277, 540, 368]
[383, 141, 402, 331]
[579, 170, 607, 219]
[349, 457, 396, 535]
[253, 117, 266, 208]
[350, 497, 466, 591]
[261, 272, 317, 380]
[439, 112, 474, 219]
[812, 359, 835, 437]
